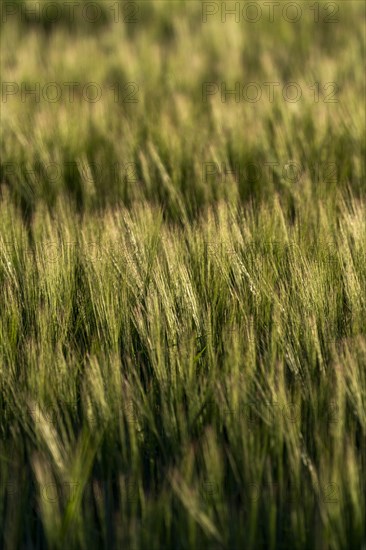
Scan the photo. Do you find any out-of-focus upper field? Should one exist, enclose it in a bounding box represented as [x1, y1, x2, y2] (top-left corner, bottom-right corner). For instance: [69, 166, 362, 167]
[1, 0, 365, 214]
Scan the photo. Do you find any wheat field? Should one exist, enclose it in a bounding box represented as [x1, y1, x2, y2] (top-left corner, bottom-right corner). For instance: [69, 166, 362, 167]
[0, 1, 365, 549]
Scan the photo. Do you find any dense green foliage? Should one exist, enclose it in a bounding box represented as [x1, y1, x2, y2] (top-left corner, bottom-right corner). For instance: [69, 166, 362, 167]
[0, 1, 365, 548]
